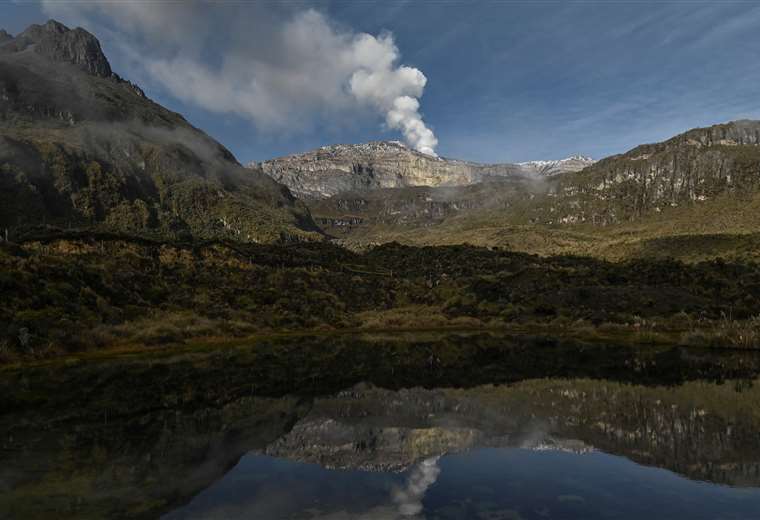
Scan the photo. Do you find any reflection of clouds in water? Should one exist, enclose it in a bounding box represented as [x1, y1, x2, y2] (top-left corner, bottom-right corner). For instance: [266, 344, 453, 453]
[393, 456, 441, 517]
[309, 457, 442, 520]
[167, 456, 442, 520]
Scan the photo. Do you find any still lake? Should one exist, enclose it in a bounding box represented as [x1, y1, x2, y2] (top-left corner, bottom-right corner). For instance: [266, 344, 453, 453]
[2, 332, 760, 519]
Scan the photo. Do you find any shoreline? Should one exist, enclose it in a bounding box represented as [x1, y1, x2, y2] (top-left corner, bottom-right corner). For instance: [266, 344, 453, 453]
[3, 320, 758, 371]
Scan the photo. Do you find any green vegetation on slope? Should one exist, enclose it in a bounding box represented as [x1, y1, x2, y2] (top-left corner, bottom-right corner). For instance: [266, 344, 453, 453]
[0, 20, 321, 243]
[307, 121, 760, 261]
[325, 190, 760, 262]
[2, 233, 760, 362]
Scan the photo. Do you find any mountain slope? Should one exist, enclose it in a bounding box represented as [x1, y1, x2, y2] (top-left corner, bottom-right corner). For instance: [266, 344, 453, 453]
[305, 121, 760, 260]
[0, 20, 320, 242]
[251, 140, 593, 199]
[542, 120, 760, 226]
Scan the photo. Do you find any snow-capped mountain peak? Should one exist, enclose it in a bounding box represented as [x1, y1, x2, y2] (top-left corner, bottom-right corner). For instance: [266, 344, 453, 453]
[517, 155, 595, 176]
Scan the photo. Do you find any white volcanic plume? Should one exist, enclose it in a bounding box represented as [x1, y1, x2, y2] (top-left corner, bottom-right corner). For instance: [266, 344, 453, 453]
[41, 3, 438, 156]
[348, 35, 438, 156]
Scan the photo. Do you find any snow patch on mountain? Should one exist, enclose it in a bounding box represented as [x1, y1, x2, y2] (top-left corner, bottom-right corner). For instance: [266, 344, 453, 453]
[517, 154, 595, 176]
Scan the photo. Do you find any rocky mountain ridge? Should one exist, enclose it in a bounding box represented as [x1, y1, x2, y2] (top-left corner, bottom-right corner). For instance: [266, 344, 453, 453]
[0, 20, 319, 243]
[518, 153, 595, 176]
[543, 119, 760, 226]
[1, 19, 113, 78]
[251, 140, 594, 199]
[304, 120, 760, 257]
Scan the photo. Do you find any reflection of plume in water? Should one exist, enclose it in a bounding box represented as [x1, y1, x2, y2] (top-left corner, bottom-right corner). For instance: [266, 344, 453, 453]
[305, 457, 442, 519]
[392, 456, 441, 517]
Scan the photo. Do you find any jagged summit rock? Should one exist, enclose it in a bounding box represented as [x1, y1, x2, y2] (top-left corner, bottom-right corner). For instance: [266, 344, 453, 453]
[252, 140, 593, 199]
[1, 19, 112, 78]
[0, 30, 12, 45]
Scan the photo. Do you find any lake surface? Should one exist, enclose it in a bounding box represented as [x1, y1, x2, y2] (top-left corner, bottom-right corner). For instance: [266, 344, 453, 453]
[166, 449, 760, 520]
[2, 332, 760, 519]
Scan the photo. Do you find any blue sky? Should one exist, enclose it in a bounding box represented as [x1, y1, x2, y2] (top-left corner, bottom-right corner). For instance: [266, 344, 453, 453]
[2, 1, 759, 163]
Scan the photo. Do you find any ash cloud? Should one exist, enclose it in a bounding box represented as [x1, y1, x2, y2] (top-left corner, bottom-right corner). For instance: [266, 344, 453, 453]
[41, 1, 438, 156]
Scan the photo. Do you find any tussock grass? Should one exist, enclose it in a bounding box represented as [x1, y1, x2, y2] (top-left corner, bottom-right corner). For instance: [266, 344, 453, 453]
[681, 315, 760, 349]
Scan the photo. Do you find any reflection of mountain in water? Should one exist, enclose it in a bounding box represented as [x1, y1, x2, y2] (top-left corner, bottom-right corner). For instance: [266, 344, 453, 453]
[2, 334, 760, 519]
[266, 380, 760, 487]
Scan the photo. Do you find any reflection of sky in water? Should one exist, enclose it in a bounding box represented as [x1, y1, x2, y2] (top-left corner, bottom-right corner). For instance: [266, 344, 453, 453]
[164, 448, 760, 520]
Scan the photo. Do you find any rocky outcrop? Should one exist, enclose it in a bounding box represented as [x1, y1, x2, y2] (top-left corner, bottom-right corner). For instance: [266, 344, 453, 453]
[252, 140, 592, 199]
[542, 120, 760, 226]
[0, 20, 112, 78]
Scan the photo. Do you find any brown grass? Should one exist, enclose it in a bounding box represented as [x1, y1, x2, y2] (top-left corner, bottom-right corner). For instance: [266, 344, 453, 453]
[355, 305, 453, 330]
